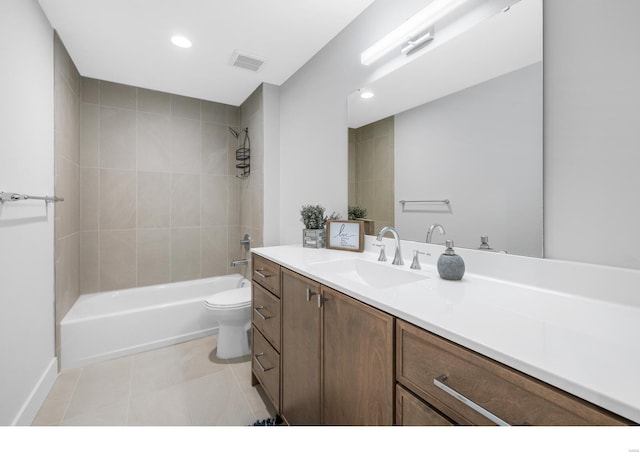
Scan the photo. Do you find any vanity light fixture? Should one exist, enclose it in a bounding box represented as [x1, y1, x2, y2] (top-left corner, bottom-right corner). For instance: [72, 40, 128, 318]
[360, 91, 374, 99]
[360, 0, 470, 65]
[171, 35, 192, 48]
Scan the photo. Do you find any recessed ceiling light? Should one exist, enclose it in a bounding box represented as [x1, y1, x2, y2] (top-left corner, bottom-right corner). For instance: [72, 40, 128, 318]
[171, 35, 192, 48]
[360, 91, 374, 99]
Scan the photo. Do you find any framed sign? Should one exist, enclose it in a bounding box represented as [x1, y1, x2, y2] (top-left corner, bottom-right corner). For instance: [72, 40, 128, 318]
[326, 220, 364, 252]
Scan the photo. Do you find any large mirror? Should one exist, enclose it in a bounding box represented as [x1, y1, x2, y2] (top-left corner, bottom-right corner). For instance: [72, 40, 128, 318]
[348, 0, 543, 257]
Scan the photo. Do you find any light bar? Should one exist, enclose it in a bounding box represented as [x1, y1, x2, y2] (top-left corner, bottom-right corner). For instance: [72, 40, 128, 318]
[360, 0, 470, 65]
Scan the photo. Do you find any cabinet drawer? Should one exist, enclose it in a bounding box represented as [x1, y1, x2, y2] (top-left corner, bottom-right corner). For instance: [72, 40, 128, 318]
[252, 253, 281, 297]
[396, 385, 454, 426]
[396, 319, 629, 426]
[252, 282, 281, 351]
[252, 327, 280, 412]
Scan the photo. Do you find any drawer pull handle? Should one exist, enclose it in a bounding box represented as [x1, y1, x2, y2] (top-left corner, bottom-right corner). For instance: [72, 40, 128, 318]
[433, 375, 510, 426]
[306, 288, 322, 308]
[254, 268, 272, 279]
[253, 353, 274, 372]
[254, 306, 272, 320]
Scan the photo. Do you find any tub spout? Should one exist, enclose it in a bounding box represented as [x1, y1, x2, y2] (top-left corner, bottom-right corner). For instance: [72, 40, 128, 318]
[231, 259, 249, 266]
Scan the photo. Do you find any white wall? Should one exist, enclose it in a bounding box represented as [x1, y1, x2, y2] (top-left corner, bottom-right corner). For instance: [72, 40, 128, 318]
[0, 0, 57, 425]
[395, 63, 543, 257]
[277, 0, 430, 245]
[262, 83, 281, 247]
[544, 0, 640, 269]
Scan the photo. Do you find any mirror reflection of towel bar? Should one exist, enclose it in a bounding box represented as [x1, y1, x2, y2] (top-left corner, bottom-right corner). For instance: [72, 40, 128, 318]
[399, 199, 449, 206]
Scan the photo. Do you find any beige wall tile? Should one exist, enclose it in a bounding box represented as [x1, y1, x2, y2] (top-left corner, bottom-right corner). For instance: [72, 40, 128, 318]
[201, 227, 229, 277]
[137, 112, 171, 172]
[171, 228, 200, 282]
[80, 167, 99, 231]
[80, 231, 100, 294]
[171, 173, 200, 227]
[138, 172, 170, 228]
[80, 102, 99, 167]
[55, 156, 70, 239]
[100, 230, 136, 291]
[171, 117, 201, 173]
[374, 135, 393, 182]
[227, 177, 240, 226]
[100, 106, 136, 170]
[100, 81, 137, 110]
[100, 169, 136, 230]
[201, 174, 227, 227]
[171, 94, 201, 120]
[81, 78, 100, 104]
[76, 78, 246, 291]
[137, 229, 171, 287]
[202, 101, 230, 125]
[201, 123, 229, 174]
[138, 88, 170, 116]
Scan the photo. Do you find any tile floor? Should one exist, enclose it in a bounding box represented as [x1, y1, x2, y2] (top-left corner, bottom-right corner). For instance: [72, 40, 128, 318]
[32, 335, 274, 426]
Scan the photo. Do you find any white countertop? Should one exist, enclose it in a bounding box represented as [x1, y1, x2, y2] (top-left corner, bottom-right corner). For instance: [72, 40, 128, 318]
[252, 243, 640, 423]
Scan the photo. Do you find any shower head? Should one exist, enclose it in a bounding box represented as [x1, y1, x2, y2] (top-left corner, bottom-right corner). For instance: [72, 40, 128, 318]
[229, 127, 240, 139]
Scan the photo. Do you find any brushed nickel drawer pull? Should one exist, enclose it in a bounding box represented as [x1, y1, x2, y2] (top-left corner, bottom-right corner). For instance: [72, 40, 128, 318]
[254, 306, 272, 320]
[254, 268, 272, 279]
[306, 288, 323, 308]
[433, 375, 510, 426]
[253, 353, 274, 372]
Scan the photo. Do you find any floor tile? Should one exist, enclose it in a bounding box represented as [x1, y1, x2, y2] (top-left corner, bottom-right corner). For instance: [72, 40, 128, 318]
[33, 334, 271, 427]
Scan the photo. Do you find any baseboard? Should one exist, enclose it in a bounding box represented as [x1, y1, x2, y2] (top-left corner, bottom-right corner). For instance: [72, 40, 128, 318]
[12, 357, 58, 426]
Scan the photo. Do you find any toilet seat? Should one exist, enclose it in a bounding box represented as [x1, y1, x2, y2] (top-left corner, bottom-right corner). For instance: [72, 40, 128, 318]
[204, 286, 251, 310]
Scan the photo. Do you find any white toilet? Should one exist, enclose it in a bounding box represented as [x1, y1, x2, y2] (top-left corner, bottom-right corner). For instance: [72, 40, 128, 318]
[204, 280, 252, 359]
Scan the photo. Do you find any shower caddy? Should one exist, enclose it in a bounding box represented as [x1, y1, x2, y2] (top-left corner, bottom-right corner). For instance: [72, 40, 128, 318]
[231, 127, 250, 179]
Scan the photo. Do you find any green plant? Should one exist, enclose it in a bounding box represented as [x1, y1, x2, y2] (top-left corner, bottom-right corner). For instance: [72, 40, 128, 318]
[300, 205, 342, 229]
[348, 205, 368, 220]
[300, 205, 326, 229]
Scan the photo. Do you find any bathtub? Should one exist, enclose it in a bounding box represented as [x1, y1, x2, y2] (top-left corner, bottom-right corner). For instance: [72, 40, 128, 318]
[60, 274, 249, 370]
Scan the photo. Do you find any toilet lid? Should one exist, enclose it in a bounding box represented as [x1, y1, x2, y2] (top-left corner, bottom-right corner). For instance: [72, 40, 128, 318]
[204, 286, 251, 310]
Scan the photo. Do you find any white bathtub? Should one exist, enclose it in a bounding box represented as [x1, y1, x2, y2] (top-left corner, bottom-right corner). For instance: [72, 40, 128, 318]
[60, 274, 249, 370]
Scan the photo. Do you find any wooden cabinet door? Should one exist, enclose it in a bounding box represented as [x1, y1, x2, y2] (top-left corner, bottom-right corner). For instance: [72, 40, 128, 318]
[281, 268, 322, 425]
[322, 285, 394, 425]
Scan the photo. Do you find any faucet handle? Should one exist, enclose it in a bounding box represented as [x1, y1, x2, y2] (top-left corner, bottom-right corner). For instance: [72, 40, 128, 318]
[411, 250, 425, 270]
[373, 243, 387, 262]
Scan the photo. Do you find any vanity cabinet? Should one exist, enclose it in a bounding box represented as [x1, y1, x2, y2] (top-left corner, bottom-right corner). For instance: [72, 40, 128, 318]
[251, 251, 633, 426]
[322, 285, 394, 425]
[280, 268, 394, 425]
[250, 254, 282, 412]
[281, 268, 322, 424]
[396, 319, 630, 426]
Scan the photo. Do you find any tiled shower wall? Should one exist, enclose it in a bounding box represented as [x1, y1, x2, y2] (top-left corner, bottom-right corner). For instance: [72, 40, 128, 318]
[348, 116, 395, 233]
[54, 34, 81, 359]
[238, 85, 264, 250]
[78, 79, 246, 293]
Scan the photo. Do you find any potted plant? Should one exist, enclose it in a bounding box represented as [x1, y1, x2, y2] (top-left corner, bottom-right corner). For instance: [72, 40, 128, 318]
[300, 205, 341, 248]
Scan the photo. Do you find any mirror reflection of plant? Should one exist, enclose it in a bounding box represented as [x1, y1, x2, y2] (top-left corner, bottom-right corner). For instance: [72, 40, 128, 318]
[348, 205, 368, 220]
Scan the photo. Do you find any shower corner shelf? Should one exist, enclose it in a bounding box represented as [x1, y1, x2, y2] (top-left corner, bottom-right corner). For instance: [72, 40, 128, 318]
[232, 127, 250, 179]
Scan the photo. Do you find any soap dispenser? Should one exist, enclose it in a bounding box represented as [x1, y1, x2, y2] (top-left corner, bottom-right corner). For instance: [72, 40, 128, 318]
[437, 240, 465, 281]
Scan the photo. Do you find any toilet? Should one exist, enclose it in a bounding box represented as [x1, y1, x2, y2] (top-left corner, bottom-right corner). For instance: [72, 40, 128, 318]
[204, 280, 252, 359]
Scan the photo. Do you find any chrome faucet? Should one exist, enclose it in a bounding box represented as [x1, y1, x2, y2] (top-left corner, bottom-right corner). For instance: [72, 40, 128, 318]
[376, 226, 404, 265]
[426, 224, 446, 244]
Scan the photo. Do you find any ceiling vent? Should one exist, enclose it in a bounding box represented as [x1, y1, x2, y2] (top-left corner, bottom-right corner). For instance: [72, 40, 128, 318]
[231, 50, 265, 72]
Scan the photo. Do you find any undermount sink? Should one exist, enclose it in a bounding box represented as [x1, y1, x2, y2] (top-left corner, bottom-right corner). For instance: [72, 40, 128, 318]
[308, 258, 428, 289]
